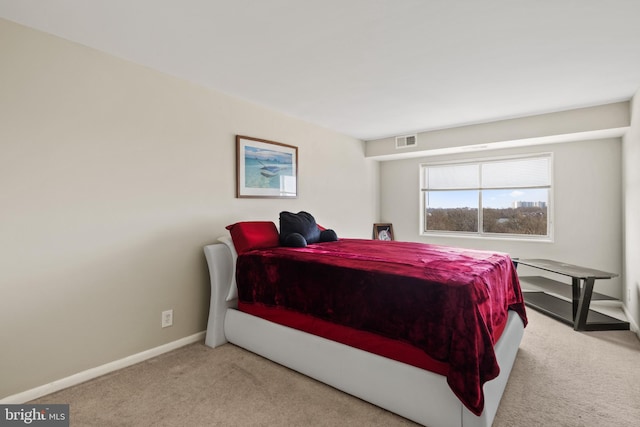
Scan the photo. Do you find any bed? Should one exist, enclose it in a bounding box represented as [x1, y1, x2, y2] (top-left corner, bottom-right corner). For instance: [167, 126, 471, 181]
[203, 221, 526, 427]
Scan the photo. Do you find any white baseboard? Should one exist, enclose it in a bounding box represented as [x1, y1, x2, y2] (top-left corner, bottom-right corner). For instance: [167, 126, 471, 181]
[0, 331, 206, 404]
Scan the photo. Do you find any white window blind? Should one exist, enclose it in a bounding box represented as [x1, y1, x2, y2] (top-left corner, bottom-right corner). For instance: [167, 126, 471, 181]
[425, 164, 479, 189]
[482, 157, 550, 188]
[424, 156, 550, 190]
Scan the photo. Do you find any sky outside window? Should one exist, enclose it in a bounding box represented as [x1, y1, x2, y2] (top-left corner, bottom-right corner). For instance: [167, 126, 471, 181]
[482, 188, 548, 209]
[427, 190, 478, 209]
[427, 189, 547, 209]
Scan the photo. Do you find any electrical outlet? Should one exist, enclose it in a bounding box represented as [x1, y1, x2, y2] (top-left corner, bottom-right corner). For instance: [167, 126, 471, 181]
[162, 309, 173, 328]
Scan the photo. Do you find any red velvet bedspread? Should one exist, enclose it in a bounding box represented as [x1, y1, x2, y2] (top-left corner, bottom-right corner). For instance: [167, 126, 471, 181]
[235, 239, 527, 415]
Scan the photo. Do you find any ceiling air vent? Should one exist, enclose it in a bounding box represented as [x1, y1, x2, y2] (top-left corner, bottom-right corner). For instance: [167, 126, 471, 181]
[395, 134, 417, 149]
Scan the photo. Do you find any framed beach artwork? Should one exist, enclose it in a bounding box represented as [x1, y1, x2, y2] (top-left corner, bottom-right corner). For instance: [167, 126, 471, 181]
[236, 135, 298, 198]
[373, 223, 394, 241]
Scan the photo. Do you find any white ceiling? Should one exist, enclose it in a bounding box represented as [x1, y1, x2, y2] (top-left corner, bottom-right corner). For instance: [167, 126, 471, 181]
[1, 0, 640, 141]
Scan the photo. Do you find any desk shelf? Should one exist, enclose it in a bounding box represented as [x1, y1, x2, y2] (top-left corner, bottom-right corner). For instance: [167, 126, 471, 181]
[519, 275, 629, 331]
[523, 292, 629, 331]
[519, 276, 616, 301]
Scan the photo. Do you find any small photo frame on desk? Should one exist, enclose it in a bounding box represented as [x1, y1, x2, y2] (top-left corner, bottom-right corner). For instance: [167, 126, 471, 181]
[373, 223, 394, 241]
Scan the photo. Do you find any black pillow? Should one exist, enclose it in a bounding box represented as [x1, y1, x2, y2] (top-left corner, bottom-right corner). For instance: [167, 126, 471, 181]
[319, 229, 338, 242]
[283, 232, 308, 248]
[279, 211, 321, 246]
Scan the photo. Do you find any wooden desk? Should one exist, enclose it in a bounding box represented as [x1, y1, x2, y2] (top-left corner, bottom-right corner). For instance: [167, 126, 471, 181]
[517, 258, 629, 331]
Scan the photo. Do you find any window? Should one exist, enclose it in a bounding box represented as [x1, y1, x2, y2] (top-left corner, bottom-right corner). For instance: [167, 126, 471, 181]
[420, 154, 552, 239]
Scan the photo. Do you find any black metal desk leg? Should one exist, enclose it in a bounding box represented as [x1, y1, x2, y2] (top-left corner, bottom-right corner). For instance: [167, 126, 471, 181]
[574, 278, 595, 331]
[571, 277, 580, 320]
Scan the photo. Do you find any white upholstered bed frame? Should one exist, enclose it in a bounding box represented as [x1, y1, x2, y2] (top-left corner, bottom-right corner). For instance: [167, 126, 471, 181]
[204, 241, 525, 427]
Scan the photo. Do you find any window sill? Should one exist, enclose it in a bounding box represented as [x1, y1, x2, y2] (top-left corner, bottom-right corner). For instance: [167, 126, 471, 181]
[420, 231, 554, 243]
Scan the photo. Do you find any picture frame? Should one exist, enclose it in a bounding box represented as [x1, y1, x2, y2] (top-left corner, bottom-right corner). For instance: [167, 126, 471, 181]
[373, 223, 394, 241]
[236, 135, 298, 198]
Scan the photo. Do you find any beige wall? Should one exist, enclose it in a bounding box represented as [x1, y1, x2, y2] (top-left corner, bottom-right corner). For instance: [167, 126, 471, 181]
[0, 19, 378, 399]
[623, 90, 640, 332]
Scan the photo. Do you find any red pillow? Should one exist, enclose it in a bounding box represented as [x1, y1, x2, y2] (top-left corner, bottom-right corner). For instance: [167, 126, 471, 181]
[226, 221, 279, 254]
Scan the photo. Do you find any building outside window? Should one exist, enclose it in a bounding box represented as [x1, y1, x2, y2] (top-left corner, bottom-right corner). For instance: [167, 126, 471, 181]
[420, 154, 552, 239]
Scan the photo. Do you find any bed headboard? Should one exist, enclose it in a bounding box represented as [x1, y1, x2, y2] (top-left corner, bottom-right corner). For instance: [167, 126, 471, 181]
[203, 242, 238, 348]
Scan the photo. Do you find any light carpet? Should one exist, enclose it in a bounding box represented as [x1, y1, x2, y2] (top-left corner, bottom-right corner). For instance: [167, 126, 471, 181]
[32, 309, 640, 426]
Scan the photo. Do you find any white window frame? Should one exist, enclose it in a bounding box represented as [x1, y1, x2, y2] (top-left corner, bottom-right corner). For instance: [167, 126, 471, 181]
[419, 153, 554, 242]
